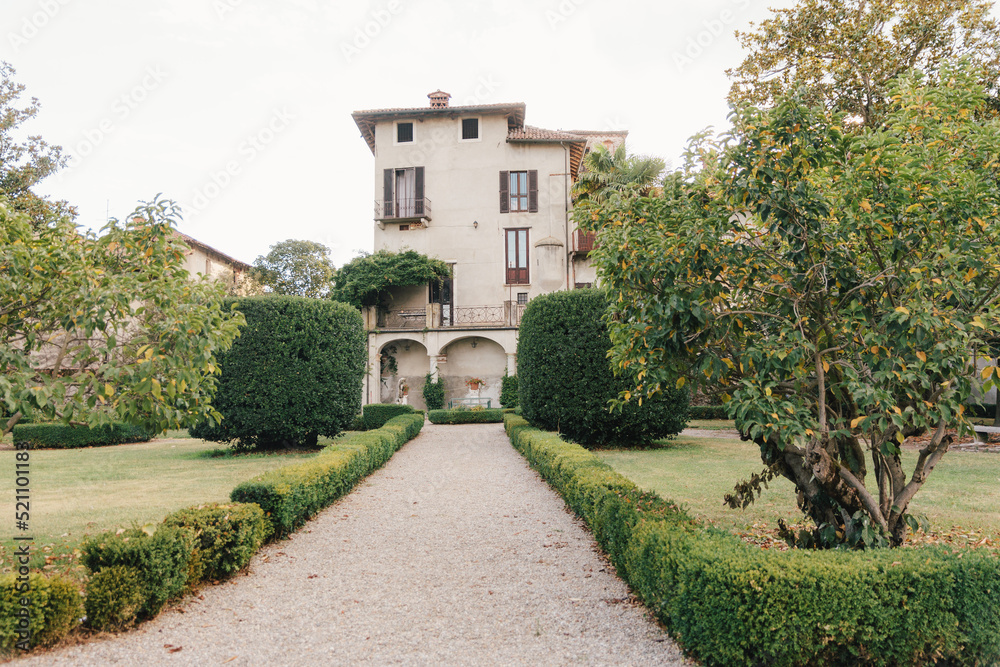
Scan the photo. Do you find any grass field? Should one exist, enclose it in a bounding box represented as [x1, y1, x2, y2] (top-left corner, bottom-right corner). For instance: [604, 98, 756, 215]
[0, 436, 331, 581]
[598, 430, 1000, 543]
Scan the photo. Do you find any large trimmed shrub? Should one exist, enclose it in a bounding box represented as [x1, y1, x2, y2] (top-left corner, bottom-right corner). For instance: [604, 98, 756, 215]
[12, 423, 153, 449]
[190, 295, 366, 450]
[232, 413, 424, 538]
[504, 414, 1000, 666]
[0, 573, 82, 650]
[517, 289, 688, 447]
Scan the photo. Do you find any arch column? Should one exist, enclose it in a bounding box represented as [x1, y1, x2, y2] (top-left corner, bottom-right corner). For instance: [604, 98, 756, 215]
[506, 352, 517, 375]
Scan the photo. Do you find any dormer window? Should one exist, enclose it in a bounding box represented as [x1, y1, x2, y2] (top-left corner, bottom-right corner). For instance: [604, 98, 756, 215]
[396, 122, 413, 143]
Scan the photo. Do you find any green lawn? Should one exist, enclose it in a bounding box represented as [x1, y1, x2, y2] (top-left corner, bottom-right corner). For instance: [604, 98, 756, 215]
[598, 433, 1000, 540]
[0, 436, 327, 581]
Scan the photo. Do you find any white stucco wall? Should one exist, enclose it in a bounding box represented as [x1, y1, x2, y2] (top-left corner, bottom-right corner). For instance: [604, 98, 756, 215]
[370, 112, 573, 308]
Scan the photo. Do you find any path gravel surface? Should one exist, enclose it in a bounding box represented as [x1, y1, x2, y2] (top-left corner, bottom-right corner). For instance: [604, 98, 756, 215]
[26, 423, 693, 666]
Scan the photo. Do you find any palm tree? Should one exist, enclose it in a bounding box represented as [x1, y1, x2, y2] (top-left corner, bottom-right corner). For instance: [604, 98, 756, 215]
[572, 143, 665, 204]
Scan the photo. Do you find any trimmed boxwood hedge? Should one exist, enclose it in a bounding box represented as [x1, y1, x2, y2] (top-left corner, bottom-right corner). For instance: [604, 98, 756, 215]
[361, 403, 419, 431]
[190, 295, 366, 450]
[427, 408, 504, 424]
[504, 414, 1000, 666]
[0, 573, 82, 651]
[12, 423, 154, 449]
[75, 415, 425, 636]
[82, 525, 196, 623]
[162, 503, 270, 581]
[232, 412, 424, 538]
[517, 289, 689, 447]
[688, 405, 729, 420]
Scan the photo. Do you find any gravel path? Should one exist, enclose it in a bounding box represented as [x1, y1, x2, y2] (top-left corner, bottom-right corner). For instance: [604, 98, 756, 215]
[26, 424, 693, 666]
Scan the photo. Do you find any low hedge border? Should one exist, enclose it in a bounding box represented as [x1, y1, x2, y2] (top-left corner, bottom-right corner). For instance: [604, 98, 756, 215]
[3, 414, 425, 645]
[503, 414, 1000, 667]
[687, 405, 728, 420]
[0, 573, 82, 653]
[11, 423, 154, 449]
[231, 412, 424, 539]
[427, 408, 504, 424]
[361, 404, 421, 431]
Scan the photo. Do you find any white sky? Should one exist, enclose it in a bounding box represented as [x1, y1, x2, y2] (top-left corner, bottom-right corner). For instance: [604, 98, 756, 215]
[4, 0, 807, 266]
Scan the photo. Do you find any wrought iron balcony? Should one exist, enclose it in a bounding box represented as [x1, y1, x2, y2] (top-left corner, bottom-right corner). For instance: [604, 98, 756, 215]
[374, 198, 432, 222]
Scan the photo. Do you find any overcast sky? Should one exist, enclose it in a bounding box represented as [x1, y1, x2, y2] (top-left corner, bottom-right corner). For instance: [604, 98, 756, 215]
[4, 0, 812, 266]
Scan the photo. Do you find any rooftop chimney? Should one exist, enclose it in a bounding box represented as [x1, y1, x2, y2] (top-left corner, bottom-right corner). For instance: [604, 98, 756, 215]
[428, 90, 451, 108]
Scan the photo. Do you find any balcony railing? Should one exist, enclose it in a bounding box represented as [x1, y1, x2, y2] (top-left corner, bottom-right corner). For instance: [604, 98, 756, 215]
[574, 229, 596, 254]
[375, 303, 525, 330]
[451, 303, 525, 327]
[374, 198, 432, 221]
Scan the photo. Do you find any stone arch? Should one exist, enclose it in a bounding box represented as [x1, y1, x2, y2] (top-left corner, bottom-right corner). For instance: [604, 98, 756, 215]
[377, 337, 429, 408]
[436, 335, 508, 408]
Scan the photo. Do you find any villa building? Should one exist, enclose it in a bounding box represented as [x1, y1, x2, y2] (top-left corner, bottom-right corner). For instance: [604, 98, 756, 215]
[352, 90, 625, 409]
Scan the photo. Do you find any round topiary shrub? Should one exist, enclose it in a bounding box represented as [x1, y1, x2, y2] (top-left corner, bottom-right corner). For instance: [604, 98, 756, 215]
[190, 295, 366, 450]
[517, 288, 688, 447]
[84, 566, 144, 631]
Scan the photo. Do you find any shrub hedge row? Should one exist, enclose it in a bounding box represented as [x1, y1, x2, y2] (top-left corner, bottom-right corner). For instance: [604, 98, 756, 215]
[427, 408, 504, 424]
[361, 403, 420, 431]
[11, 423, 154, 449]
[503, 414, 1000, 667]
[81, 503, 272, 631]
[0, 573, 82, 652]
[2, 415, 424, 644]
[232, 413, 424, 538]
[687, 405, 729, 420]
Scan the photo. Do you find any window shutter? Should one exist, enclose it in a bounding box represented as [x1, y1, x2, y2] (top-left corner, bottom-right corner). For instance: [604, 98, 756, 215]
[414, 166, 425, 215]
[528, 170, 538, 212]
[383, 168, 394, 217]
[499, 171, 509, 213]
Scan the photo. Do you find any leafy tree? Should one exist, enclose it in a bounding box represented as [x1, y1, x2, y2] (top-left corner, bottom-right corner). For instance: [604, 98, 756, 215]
[727, 0, 1000, 127]
[0, 61, 74, 225]
[1, 196, 245, 437]
[250, 239, 335, 298]
[330, 249, 451, 309]
[572, 143, 665, 205]
[585, 63, 1000, 546]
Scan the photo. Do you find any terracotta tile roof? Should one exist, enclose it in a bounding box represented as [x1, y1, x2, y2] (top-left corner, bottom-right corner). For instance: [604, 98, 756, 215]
[506, 125, 586, 142]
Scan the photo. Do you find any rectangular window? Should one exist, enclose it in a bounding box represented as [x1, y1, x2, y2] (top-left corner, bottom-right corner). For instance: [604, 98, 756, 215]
[505, 228, 529, 284]
[461, 118, 479, 140]
[396, 122, 413, 143]
[382, 166, 425, 218]
[499, 170, 538, 213]
[510, 171, 528, 211]
[516, 292, 528, 305]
